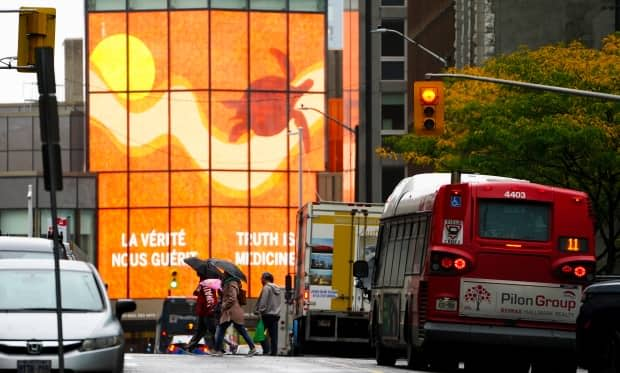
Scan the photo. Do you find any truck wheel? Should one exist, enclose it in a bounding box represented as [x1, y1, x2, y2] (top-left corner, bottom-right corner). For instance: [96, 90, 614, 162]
[375, 342, 396, 366]
[406, 344, 427, 370]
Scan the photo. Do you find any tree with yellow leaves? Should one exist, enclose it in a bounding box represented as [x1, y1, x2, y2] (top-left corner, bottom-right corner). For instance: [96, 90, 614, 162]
[379, 32, 620, 273]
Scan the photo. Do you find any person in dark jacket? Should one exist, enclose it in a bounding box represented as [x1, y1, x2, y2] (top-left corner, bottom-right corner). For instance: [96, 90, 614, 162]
[212, 273, 257, 357]
[254, 272, 282, 356]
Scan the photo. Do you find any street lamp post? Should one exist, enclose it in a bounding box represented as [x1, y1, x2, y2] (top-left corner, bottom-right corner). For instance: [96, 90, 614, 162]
[288, 127, 303, 210]
[370, 27, 448, 67]
[299, 105, 358, 200]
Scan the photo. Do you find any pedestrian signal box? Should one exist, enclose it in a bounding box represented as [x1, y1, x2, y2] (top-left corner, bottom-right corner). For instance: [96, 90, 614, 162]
[413, 80, 445, 136]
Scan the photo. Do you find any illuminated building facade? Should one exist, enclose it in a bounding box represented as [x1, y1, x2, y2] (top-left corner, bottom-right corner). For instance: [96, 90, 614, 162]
[87, 1, 331, 300]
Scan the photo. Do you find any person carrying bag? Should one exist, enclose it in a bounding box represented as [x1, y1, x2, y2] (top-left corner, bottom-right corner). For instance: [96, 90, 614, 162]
[253, 272, 282, 356]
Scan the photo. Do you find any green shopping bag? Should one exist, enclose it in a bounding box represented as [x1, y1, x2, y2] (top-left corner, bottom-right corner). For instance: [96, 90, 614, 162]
[253, 318, 266, 343]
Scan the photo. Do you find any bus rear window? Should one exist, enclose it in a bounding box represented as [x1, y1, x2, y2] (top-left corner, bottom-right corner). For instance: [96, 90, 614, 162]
[478, 200, 550, 242]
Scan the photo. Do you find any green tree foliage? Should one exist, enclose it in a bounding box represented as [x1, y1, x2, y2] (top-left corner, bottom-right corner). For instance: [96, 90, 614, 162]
[379, 33, 620, 273]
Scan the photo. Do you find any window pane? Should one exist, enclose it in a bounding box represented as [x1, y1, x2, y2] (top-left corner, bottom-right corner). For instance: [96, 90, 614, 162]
[381, 61, 404, 80]
[290, 0, 326, 11]
[211, 0, 247, 8]
[88, 0, 126, 11]
[381, 19, 404, 57]
[381, 93, 405, 130]
[250, 0, 286, 10]
[413, 217, 428, 273]
[129, 0, 166, 9]
[478, 200, 550, 241]
[381, 0, 405, 5]
[406, 221, 418, 273]
[381, 165, 404, 202]
[376, 224, 390, 286]
[0, 210, 28, 236]
[170, 0, 208, 8]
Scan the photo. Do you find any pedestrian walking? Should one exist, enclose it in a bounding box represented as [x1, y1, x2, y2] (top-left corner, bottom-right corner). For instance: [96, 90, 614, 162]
[212, 272, 257, 357]
[186, 274, 219, 352]
[254, 272, 282, 356]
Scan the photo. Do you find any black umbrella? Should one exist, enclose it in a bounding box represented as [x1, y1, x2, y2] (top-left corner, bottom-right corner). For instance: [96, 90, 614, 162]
[207, 258, 247, 282]
[183, 257, 221, 279]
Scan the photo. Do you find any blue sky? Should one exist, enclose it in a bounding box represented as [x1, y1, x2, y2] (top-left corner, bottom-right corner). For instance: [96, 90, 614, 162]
[0, 1, 84, 103]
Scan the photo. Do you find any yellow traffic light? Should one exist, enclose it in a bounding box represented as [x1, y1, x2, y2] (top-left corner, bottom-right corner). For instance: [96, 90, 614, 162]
[170, 270, 178, 289]
[17, 7, 56, 73]
[413, 80, 445, 136]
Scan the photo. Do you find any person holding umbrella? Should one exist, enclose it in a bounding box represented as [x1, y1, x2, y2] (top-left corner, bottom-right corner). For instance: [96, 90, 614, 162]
[211, 272, 257, 357]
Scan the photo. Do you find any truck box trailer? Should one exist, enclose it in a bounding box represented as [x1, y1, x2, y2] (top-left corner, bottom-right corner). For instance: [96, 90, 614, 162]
[290, 201, 384, 351]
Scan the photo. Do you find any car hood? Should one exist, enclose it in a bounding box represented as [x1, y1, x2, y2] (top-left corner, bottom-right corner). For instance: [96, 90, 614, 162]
[1, 312, 121, 340]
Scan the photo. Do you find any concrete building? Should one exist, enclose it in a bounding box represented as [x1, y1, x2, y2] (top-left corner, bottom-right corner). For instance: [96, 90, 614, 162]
[0, 38, 95, 262]
[365, 0, 618, 202]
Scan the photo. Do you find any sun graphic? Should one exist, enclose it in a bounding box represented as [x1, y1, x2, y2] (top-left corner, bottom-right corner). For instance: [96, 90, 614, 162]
[90, 34, 155, 100]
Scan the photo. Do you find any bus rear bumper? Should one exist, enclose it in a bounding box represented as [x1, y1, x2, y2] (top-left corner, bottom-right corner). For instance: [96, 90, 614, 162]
[424, 321, 575, 351]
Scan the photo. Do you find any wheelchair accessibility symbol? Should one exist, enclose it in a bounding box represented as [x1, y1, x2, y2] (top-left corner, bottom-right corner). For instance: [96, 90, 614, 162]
[450, 195, 461, 207]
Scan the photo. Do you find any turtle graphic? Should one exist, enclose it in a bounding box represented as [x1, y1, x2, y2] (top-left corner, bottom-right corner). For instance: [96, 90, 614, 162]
[228, 48, 313, 151]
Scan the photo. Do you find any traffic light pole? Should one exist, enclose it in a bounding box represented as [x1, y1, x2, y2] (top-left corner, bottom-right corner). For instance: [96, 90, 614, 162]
[425, 73, 620, 101]
[36, 46, 65, 372]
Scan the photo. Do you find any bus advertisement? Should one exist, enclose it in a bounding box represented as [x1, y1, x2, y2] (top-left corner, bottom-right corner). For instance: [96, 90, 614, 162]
[359, 173, 596, 373]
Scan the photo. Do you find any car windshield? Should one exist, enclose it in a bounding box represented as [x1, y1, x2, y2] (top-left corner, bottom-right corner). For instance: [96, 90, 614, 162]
[0, 250, 52, 259]
[0, 269, 104, 311]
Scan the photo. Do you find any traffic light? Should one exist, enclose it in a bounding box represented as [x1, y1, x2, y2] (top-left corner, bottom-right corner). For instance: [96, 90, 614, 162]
[169, 270, 178, 289]
[17, 7, 56, 73]
[413, 80, 445, 136]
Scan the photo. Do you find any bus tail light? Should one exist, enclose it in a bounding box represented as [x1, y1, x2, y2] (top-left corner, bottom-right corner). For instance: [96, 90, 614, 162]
[303, 288, 310, 301]
[431, 252, 470, 274]
[554, 261, 594, 282]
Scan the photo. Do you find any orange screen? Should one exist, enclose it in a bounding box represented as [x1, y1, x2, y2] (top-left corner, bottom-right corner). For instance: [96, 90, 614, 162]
[89, 9, 326, 299]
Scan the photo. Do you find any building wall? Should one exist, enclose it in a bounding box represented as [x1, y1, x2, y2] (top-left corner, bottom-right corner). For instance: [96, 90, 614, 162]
[454, 0, 617, 68]
[0, 100, 95, 262]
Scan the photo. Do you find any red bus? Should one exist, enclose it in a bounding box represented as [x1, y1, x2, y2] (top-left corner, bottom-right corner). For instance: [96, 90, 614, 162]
[360, 173, 596, 373]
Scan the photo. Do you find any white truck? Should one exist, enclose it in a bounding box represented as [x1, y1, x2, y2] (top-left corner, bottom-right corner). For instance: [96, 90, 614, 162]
[288, 201, 384, 353]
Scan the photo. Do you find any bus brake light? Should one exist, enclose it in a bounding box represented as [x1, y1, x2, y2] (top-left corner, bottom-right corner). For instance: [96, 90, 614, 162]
[303, 289, 310, 301]
[574, 266, 587, 278]
[431, 252, 469, 274]
[454, 258, 467, 270]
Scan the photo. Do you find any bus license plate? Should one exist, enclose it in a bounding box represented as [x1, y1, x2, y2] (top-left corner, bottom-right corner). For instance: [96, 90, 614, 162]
[17, 360, 51, 373]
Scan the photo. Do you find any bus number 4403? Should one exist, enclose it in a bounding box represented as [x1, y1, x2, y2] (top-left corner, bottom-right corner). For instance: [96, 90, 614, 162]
[504, 191, 526, 199]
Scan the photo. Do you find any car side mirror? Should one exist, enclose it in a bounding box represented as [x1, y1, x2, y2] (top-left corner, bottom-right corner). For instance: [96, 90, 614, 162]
[116, 299, 137, 319]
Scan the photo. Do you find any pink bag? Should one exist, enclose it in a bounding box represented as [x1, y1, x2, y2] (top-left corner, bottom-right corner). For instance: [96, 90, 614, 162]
[201, 278, 221, 290]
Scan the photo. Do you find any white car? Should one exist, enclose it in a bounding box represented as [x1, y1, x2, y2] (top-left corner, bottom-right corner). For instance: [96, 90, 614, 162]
[0, 259, 136, 372]
[0, 236, 74, 260]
